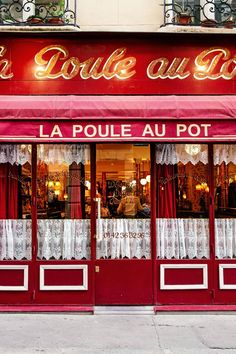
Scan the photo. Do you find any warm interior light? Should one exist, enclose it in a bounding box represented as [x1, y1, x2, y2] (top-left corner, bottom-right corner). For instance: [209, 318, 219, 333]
[55, 181, 61, 188]
[85, 180, 91, 190]
[146, 175, 151, 183]
[54, 190, 60, 196]
[183, 193, 187, 199]
[140, 178, 147, 186]
[48, 181, 54, 188]
[196, 182, 209, 192]
[185, 144, 201, 156]
[63, 193, 68, 199]
[196, 184, 202, 191]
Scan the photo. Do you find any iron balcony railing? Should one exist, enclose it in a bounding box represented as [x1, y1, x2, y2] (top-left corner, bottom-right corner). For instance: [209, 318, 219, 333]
[164, 0, 236, 27]
[0, 0, 78, 27]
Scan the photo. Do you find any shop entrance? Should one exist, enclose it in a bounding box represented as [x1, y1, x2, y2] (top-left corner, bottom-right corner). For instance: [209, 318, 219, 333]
[34, 142, 153, 305]
[94, 144, 153, 305]
[0, 143, 153, 306]
[2, 142, 236, 307]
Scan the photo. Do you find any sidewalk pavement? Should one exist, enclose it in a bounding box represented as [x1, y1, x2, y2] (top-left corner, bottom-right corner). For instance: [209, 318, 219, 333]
[1, 312, 236, 354]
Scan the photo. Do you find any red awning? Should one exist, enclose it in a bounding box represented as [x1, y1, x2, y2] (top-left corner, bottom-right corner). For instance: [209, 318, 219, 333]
[0, 95, 236, 121]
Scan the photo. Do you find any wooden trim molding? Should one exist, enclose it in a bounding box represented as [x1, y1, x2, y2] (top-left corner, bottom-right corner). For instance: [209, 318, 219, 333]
[219, 264, 236, 290]
[39, 264, 88, 291]
[160, 264, 208, 290]
[0, 265, 28, 291]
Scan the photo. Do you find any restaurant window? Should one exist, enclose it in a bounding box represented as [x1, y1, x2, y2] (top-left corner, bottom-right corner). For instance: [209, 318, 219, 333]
[0, 144, 32, 260]
[156, 144, 209, 259]
[36, 144, 91, 260]
[96, 144, 151, 259]
[214, 144, 236, 259]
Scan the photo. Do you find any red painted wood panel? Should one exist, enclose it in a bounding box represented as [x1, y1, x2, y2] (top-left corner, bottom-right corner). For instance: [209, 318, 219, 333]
[34, 262, 93, 305]
[0, 269, 24, 286]
[95, 260, 153, 305]
[214, 261, 236, 304]
[44, 269, 84, 287]
[164, 268, 203, 285]
[156, 261, 213, 305]
[223, 268, 236, 285]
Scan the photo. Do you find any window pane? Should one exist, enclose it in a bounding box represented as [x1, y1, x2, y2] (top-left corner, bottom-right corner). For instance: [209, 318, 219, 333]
[96, 144, 151, 259]
[0, 144, 32, 260]
[37, 144, 91, 260]
[156, 143, 209, 259]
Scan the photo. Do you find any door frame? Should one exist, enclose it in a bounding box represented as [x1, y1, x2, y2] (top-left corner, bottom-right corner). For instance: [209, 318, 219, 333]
[93, 142, 154, 305]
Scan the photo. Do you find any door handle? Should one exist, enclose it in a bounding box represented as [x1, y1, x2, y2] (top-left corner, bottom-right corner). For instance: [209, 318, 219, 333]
[93, 197, 102, 241]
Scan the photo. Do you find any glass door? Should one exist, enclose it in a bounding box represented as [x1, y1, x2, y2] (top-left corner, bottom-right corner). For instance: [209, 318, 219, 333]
[95, 144, 153, 305]
[0, 144, 32, 304]
[34, 144, 93, 305]
[213, 144, 236, 304]
[155, 143, 213, 305]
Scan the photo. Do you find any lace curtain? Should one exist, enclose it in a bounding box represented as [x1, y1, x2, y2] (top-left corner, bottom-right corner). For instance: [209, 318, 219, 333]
[0, 220, 32, 260]
[214, 144, 236, 165]
[215, 219, 236, 258]
[157, 218, 209, 259]
[97, 219, 151, 259]
[37, 144, 90, 165]
[0, 145, 31, 165]
[37, 219, 91, 260]
[155, 144, 208, 165]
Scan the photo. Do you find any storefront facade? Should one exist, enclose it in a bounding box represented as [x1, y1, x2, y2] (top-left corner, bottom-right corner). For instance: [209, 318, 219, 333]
[1, 33, 236, 310]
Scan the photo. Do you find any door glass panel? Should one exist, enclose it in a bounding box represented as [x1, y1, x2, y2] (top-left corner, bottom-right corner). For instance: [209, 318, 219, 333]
[36, 144, 91, 260]
[156, 144, 209, 259]
[96, 144, 151, 259]
[214, 144, 236, 259]
[0, 144, 32, 260]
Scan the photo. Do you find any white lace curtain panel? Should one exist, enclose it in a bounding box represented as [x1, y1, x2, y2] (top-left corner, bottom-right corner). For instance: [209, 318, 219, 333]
[1, 218, 236, 260]
[215, 219, 236, 258]
[0, 144, 90, 165]
[0, 220, 32, 260]
[155, 144, 208, 165]
[37, 219, 91, 260]
[0, 145, 31, 165]
[214, 144, 236, 165]
[97, 219, 151, 259]
[37, 144, 90, 165]
[157, 218, 209, 259]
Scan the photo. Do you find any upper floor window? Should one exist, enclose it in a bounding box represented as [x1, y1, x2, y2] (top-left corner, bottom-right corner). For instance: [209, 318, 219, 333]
[0, 0, 77, 26]
[164, 0, 236, 27]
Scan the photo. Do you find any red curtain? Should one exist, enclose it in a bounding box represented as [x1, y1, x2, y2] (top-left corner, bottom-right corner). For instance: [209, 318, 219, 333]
[157, 164, 177, 218]
[67, 162, 85, 219]
[0, 163, 18, 219]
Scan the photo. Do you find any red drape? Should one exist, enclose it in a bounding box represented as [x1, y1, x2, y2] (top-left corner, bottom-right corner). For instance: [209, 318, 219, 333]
[67, 162, 85, 219]
[157, 164, 177, 218]
[0, 163, 18, 219]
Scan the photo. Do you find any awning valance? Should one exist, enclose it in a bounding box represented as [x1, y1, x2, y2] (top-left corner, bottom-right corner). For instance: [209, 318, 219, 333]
[1, 95, 236, 120]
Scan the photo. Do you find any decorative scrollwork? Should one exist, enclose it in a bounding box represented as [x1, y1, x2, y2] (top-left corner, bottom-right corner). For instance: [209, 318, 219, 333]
[0, 0, 78, 27]
[164, 0, 236, 27]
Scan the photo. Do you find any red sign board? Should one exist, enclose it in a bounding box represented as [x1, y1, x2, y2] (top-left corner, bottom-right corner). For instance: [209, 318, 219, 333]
[1, 34, 236, 95]
[0, 120, 236, 142]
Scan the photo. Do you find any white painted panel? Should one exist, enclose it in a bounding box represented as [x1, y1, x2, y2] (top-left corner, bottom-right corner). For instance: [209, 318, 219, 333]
[40, 264, 88, 291]
[219, 264, 236, 290]
[160, 264, 208, 290]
